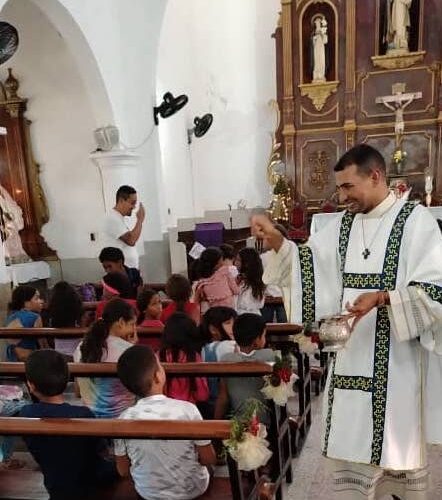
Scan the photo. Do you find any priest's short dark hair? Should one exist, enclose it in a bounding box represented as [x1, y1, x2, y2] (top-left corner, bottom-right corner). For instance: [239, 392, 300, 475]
[334, 144, 386, 176]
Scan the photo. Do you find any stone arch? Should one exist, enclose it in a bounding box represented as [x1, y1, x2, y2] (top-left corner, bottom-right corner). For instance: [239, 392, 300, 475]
[0, 0, 114, 125]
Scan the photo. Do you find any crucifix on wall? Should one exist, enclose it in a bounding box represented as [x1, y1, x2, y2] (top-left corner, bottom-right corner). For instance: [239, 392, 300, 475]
[375, 83, 422, 147]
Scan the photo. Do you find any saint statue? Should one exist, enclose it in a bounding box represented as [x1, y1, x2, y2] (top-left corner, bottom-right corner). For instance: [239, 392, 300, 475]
[311, 15, 328, 82]
[386, 0, 412, 53]
[0, 185, 31, 264]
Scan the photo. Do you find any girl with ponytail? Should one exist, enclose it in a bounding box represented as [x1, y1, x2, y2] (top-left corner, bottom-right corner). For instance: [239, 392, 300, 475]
[73, 298, 137, 417]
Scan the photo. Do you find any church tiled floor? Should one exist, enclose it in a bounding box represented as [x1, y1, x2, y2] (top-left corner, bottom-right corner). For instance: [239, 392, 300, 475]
[287, 395, 442, 499]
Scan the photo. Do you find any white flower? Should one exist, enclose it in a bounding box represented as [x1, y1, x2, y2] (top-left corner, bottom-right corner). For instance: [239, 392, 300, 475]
[261, 374, 298, 406]
[226, 424, 272, 471]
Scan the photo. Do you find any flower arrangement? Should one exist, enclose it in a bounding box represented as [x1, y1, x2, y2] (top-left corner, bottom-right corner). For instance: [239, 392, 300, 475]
[261, 356, 298, 406]
[224, 399, 272, 471]
[393, 148, 407, 174]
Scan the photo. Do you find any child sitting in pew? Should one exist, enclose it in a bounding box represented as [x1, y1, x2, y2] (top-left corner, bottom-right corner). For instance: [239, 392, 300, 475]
[74, 298, 137, 418]
[20, 350, 116, 500]
[137, 287, 163, 351]
[48, 281, 83, 361]
[99, 246, 143, 299]
[161, 273, 200, 325]
[95, 272, 138, 320]
[214, 313, 275, 425]
[5, 285, 46, 361]
[115, 344, 216, 500]
[200, 307, 238, 418]
[159, 313, 209, 405]
[200, 306, 238, 362]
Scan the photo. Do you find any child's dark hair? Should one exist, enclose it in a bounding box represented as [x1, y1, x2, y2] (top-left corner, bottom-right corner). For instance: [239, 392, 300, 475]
[117, 345, 159, 397]
[159, 312, 204, 362]
[165, 274, 191, 312]
[233, 313, 266, 347]
[199, 247, 222, 278]
[238, 247, 265, 300]
[48, 281, 82, 328]
[200, 306, 237, 342]
[188, 258, 201, 283]
[159, 313, 204, 394]
[220, 243, 236, 261]
[103, 272, 133, 299]
[137, 287, 159, 324]
[99, 247, 125, 264]
[9, 285, 38, 312]
[80, 298, 135, 363]
[25, 349, 69, 397]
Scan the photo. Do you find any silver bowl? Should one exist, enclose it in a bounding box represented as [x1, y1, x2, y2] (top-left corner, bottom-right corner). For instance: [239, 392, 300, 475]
[319, 314, 352, 352]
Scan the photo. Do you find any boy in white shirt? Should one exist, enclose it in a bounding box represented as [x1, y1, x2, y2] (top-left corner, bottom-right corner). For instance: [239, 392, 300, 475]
[115, 345, 216, 500]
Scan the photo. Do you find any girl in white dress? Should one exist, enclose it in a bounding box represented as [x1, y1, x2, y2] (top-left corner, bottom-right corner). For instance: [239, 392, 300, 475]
[235, 248, 266, 316]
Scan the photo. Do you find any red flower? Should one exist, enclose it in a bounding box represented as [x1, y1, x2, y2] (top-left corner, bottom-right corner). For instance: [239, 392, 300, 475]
[249, 414, 260, 436]
[277, 367, 292, 383]
[310, 333, 320, 345]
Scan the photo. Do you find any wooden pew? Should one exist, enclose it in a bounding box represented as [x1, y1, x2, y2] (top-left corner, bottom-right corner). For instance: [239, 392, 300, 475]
[0, 361, 291, 499]
[265, 323, 312, 457]
[0, 417, 272, 500]
[0, 361, 273, 378]
[0, 326, 164, 339]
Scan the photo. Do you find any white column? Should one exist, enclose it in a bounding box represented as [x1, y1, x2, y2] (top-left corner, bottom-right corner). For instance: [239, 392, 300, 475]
[90, 149, 142, 213]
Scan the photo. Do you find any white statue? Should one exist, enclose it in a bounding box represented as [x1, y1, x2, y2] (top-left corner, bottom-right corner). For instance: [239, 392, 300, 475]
[387, 0, 412, 53]
[0, 185, 31, 264]
[312, 15, 328, 82]
[375, 84, 421, 146]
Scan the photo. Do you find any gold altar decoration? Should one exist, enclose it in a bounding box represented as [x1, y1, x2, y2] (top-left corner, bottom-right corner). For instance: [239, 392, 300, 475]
[298, 80, 339, 111]
[269, 175, 290, 223]
[371, 51, 426, 70]
[308, 150, 330, 192]
[266, 99, 291, 223]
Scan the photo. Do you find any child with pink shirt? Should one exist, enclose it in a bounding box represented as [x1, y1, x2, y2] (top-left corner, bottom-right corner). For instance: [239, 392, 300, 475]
[194, 247, 239, 314]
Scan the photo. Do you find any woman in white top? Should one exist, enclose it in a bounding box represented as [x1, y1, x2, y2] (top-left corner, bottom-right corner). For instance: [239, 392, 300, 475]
[235, 248, 266, 316]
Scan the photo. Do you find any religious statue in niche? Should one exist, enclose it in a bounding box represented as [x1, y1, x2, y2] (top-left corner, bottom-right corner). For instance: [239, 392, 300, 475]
[0, 185, 31, 265]
[311, 14, 328, 82]
[384, 0, 412, 54]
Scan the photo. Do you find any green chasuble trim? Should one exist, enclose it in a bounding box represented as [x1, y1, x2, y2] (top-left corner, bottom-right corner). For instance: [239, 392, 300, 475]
[323, 202, 416, 466]
[409, 281, 442, 304]
[299, 245, 315, 323]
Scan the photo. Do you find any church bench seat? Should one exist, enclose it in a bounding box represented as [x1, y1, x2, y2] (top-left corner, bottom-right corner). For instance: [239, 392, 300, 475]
[0, 417, 274, 500]
[0, 361, 273, 378]
[0, 361, 290, 498]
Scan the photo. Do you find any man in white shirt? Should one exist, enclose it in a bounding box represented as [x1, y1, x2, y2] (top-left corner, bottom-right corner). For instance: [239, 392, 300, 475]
[104, 185, 145, 269]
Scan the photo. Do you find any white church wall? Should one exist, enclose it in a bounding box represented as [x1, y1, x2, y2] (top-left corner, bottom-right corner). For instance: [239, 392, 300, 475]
[157, 0, 279, 228]
[0, 0, 171, 282]
[0, 0, 103, 262]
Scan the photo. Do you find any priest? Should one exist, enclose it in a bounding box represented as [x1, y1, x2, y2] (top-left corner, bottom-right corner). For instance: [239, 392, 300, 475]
[251, 144, 442, 500]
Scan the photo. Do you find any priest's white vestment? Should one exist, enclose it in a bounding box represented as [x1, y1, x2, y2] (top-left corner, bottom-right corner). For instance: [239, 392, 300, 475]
[264, 193, 442, 474]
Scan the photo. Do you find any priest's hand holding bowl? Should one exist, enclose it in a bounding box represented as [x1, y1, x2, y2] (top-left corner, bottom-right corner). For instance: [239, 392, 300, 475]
[345, 291, 390, 330]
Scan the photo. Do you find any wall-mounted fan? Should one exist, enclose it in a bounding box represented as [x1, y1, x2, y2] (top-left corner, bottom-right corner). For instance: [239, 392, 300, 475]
[0, 22, 18, 65]
[154, 92, 188, 125]
[187, 113, 213, 144]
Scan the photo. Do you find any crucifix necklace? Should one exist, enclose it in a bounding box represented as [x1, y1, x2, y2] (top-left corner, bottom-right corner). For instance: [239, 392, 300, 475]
[360, 200, 396, 259]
